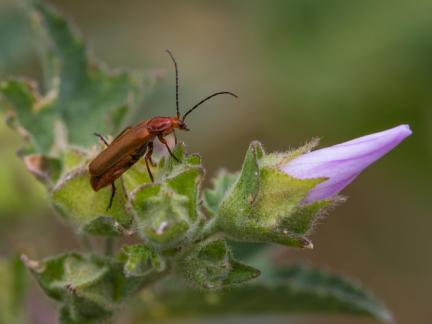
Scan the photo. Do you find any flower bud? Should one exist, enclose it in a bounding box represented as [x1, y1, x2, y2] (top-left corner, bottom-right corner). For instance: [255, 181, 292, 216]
[216, 125, 411, 248]
[282, 125, 412, 203]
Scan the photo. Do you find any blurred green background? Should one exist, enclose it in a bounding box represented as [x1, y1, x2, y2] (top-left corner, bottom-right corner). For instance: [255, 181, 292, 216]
[0, 0, 430, 323]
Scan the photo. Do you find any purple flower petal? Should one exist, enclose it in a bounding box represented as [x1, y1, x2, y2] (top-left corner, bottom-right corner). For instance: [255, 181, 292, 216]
[281, 125, 412, 203]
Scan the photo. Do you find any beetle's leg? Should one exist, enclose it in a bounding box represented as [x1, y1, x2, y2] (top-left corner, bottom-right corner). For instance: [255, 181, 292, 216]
[144, 142, 155, 182]
[146, 142, 156, 167]
[144, 157, 154, 182]
[107, 182, 116, 210]
[94, 133, 109, 147]
[158, 135, 179, 162]
[173, 131, 178, 145]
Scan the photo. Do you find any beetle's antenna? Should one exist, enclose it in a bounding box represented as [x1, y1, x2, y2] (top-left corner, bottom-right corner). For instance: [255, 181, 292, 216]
[182, 91, 237, 121]
[166, 50, 180, 118]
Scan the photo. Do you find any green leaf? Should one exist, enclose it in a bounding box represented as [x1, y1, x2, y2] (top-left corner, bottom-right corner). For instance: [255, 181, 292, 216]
[51, 167, 132, 235]
[0, 9, 33, 75]
[203, 169, 238, 216]
[228, 241, 270, 263]
[218, 141, 330, 248]
[0, 257, 27, 324]
[83, 216, 125, 237]
[132, 265, 391, 322]
[23, 253, 162, 323]
[177, 238, 260, 289]
[1, 1, 155, 155]
[61, 147, 88, 174]
[24, 253, 113, 321]
[22, 153, 62, 188]
[30, 0, 150, 146]
[0, 80, 56, 153]
[121, 160, 153, 193]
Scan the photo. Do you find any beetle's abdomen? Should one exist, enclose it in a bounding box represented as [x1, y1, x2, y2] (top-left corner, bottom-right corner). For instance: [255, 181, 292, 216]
[90, 143, 149, 191]
[89, 127, 151, 176]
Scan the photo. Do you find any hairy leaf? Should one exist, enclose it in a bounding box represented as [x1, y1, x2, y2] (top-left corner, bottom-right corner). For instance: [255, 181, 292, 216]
[132, 265, 391, 322]
[23, 253, 161, 323]
[1, 0, 154, 155]
[51, 168, 132, 235]
[30, 0, 149, 146]
[0, 80, 56, 153]
[177, 238, 260, 289]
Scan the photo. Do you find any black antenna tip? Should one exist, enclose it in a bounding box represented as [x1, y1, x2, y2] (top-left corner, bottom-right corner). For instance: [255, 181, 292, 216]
[165, 49, 180, 118]
[182, 91, 238, 121]
[225, 91, 238, 98]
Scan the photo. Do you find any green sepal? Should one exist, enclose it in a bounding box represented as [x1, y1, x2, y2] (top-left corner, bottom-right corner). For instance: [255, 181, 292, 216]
[51, 167, 132, 236]
[279, 199, 333, 234]
[130, 159, 204, 250]
[218, 141, 330, 248]
[121, 244, 165, 277]
[177, 238, 260, 289]
[203, 169, 238, 217]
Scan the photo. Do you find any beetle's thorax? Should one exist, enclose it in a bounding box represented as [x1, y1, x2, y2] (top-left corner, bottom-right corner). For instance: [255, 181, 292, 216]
[146, 116, 186, 135]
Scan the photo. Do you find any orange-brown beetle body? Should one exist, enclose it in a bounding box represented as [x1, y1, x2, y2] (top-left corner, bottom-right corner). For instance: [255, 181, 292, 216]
[88, 51, 237, 209]
[89, 117, 187, 191]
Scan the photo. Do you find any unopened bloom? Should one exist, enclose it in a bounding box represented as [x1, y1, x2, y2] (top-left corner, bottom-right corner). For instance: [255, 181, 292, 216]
[282, 125, 412, 203]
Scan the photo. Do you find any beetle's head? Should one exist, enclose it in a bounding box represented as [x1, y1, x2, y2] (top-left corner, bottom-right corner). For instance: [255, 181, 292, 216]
[174, 118, 189, 131]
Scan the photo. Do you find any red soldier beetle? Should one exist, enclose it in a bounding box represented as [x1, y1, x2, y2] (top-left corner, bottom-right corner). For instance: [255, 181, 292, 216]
[88, 50, 237, 209]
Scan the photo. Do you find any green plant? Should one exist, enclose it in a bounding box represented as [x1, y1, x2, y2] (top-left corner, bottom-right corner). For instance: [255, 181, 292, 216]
[0, 1, 408, 323]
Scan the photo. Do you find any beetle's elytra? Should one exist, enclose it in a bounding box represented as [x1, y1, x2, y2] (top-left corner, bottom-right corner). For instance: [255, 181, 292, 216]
[88, 50, 237, 209]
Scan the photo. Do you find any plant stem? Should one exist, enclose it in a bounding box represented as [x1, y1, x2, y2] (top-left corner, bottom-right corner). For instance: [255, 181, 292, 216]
[105, 238, 115, 256]
[201, 217, 219, 239]
[135, 266, 171, 294]
[80, 234, 93, 253]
